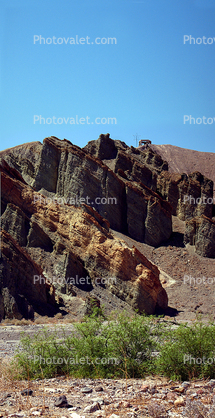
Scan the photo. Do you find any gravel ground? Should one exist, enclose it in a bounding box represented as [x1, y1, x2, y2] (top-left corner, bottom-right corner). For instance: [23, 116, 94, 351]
[0, 375, 215, 417]
[0, 324, 76, 359]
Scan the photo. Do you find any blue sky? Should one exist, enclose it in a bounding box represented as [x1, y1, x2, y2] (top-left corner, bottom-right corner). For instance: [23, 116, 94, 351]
[0, 0, 215, 152]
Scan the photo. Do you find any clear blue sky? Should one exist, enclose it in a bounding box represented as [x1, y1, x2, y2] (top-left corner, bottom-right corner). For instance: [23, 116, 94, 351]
[1, 0, 215, 152]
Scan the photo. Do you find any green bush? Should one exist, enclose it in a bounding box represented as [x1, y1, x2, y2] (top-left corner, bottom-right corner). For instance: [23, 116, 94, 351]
[14, 313, 215, 381]
[14, 312, 159, 379]
[13, 327, 73, 379]
[101, 312, 160, 378]
[156, 319, 215, 381]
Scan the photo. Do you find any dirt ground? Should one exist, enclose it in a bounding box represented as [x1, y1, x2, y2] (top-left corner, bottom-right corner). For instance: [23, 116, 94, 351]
[112, 216, 215, 324]
[0, 374, 215, 417]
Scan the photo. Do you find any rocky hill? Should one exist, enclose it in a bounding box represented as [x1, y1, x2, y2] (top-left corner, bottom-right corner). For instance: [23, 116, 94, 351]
[0, 134, 215, 321]
[149, 143, 215, 194]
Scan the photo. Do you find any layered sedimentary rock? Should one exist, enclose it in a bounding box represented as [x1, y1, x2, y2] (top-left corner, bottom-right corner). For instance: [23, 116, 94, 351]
[157, 170, 215, 257]
[157, 171, 213, 221]
[0, 230, 56, 321]
[2, 134, 215, 262]
[184, 215, 215, 258]
[84, 133, 168, 188]
[0, 161, 168, 318]
[1, 135, 172, 246]
[0, 141, 42, 186]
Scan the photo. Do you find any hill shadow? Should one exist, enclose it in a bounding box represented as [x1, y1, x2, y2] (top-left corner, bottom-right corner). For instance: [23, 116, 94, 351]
[161, 231, 185, 248]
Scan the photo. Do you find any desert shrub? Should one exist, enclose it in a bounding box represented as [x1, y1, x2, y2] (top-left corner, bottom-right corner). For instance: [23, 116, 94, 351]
[156, 319, 215, 381]
[100, 312, 160, 378]
[14, 311, 160, 379]
[84, 298, 106, 319]
[13, 327, 74, 379]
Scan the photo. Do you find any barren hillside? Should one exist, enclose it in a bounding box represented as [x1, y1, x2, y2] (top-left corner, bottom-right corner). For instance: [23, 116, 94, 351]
[148, 144, 215, 192]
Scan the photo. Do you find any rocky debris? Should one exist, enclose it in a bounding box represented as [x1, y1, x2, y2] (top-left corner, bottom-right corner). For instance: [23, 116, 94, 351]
[147, 402, 166, 417]
[174, 396, 185, 407]
[0, 376, 215, 417]
[83, 401, 101, 413]
[54, 395, 69, 407]
[112, 217, 215, 323]
[81, 387, 93, 394]
[95, 387, 103, 392]
[184, 215, 215, 258]
[21, 389, 33, 396]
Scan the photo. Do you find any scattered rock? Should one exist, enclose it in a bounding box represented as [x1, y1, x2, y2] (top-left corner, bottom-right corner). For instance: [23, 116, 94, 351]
[21, 389, 33, 396]
[83, 402, 101, 413]
[182, 381, 190, 387]
[139, 384, 149, 392]
[95, 386, 104, 392]
[173, 386, 185, 393]
[54, 395, 69, 407]
[167, 392, 177, 401]
[81, 387, 93, 394]
[174, 396, 185, 407]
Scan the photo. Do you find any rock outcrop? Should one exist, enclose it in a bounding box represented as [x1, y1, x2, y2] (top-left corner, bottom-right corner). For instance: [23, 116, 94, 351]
[157, 170, 215, 257]
[157, 171, 213, 221]
[0, 230, 56, 321]
[84, 133, 168, 186]
[0, 158, 168, 319]
[2, 132, 215, 322]
[1, 135, 172, 246]
[1, 133, 215, 266]
[184, 215, 215, 258]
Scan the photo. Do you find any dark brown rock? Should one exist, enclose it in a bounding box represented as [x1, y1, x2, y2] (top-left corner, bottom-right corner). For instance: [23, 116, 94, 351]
[0, 163, 168, 316]
[21, 389, 33, 396]
[1, 135, 173, 246]
[54, 395, 68, 407]
[157, 171, 213, 220]
[184, 215, 215, 258]
[0, 231, 56, 321]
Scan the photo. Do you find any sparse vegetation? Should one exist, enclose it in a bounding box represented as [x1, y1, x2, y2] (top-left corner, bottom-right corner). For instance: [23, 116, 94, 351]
[156, 319, 215, 381]
[12, 311, 159, 379]
[3, 314, 215, 384]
